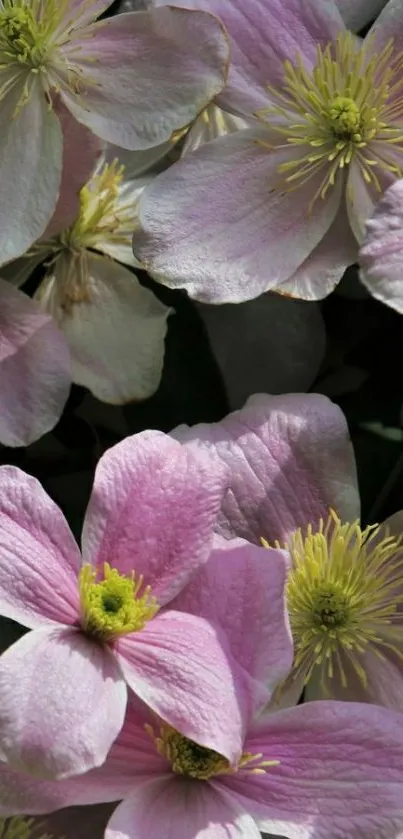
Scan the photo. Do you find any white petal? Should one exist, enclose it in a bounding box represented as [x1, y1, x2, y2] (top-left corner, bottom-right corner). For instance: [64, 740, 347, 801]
[182, 103, 251, 156]
[35, 252, 170, 403]
[0, 82, 62, 264]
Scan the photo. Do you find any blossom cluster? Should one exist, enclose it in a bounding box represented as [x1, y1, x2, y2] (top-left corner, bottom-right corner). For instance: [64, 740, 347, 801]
[1, 0, 403, 837]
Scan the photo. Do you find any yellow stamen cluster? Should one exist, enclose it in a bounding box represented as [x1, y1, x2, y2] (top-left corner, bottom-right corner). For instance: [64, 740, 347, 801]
[145, 723, 279, 780]
[79, 562, 159, 642]
[280, 510, 403, 691]
[256, 32, 403, 205]
[0, 817, 60, 839]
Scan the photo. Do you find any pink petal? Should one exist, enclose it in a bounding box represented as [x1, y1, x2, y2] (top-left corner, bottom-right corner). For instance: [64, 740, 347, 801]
[134, 129, 343, 303]
[0, 466, 80, 628]
[367, 0, 403, 55]
[173, 393, 360, 544]
[0, 280, 71, 448]
[222, 701, 403, 839]
[0, 628, 127, 779]
[106, 776, 261, 839]
[42, 100, 103, 239]
[82, 430, 228, 604]
[0, 86, 62, 264]
[155, 0, 345, 118]
[59, 8, 229, 149]
[116, 610, 248, 763]
[359, 179, 403, 313]
[274, 202, 358, 300]
[60, 0, 113, 28]
[346, 157, 391, 245]
[196, 294, 325, 408]
[170, 541, 293, 706]
[305, 647, 403, 710]
[0, 762, 121, 817]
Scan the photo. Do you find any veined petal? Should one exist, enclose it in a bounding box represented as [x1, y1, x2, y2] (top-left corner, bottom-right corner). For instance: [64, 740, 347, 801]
[105, 777, 261, 839]
[0, 465, 80, 628]
[222, 701, 403, 839]
[134, 129, 343, 303]
[274, 203, 358, 300]
[359, 178, 403, 313]
[116, 611, 248, 764]
[0, 628, 127, 780]
[0, 280, 71, 448]
[170, 542, 293, 706]
[173, 393, 360, 544]
[0, 765, 121, 817]
[36, 253, 170, 404]
[154, 0, 345, 118]
[82, 430, 228, 604]
[0, 82, 62, 264]
[59, 8, 229, 149]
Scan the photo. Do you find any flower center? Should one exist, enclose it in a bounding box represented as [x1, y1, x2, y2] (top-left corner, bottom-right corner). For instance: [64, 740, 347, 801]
[278, 511, 403, 691]
[145, 724, 279, 780]
[0, 816, 59, 839]
[63, 161, 128, 252]
[0, 2, 52, 70]
[256, 32, 403, 206]
[79, 562, 159, 642]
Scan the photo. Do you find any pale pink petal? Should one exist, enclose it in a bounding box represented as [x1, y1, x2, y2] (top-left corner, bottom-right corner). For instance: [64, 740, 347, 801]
[0, 280, 71, 448]
[274, 203, 358, 300]
[0, 764, 121, 817]
[346, 157, 388, 244]
[359, 179, 403, 313]
[134, 129, 343, 303]
[116, 611, 248, 763]
[366, 0, 403, 54]
[0, 628, 127, 779]
[173, 393, 360, 544]
[336, 0, 387, 30]
[106, 776, 261, 839]
[36, 253, 170, 403]
[222, 701, 403, 839]
[0, 84, 62, 264]
[58, 0, 113, 29]
[82, 431, 228, 604]
[0, 466, 80, 628]
[59, 8, 229, 149]
[154, 0, 345, 118]
[170, 541, 293, 704]
[42, 100, 103, 239]
[196, 294, 325, 408]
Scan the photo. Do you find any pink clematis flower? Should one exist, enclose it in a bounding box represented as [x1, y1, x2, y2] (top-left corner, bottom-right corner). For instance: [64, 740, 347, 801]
[172, 393, 403, 710]
[359, 178, 403, 312]
[134, 0, 403, 303]
[0, 431, 271, 781]
[0, 0, 229, 264]
[3, 692, 403, 839]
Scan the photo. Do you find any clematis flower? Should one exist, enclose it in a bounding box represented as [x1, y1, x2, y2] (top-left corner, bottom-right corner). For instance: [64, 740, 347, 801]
[0, 279, 70, 448]
[172, 393, 403, 710]
[133, 0, 403, 303]
[3, 691, 403, 839]
[6, 153, 171, 404]
[359, 178, 403, 312]
[0, 0, 229, 264]
[0, 431, 266, 780]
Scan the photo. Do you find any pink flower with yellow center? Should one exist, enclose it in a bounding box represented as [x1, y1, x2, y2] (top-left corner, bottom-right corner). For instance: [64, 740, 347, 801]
[134, 0, 403, 303]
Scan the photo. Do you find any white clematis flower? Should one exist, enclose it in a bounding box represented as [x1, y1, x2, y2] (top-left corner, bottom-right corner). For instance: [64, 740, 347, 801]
[13, 157, 171, 404]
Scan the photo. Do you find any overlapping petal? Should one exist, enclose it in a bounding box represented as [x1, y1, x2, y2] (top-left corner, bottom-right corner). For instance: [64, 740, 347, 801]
[0, 281, 71, 448]
[0, 628, 127, 780]
[0, 466, 80, 628]
[82, 431, 228, 603]
[135, 129, 343, 302]
[359, 179, 403, 312]
[59, 8, 229, 149]
[173, 393, 360, 544]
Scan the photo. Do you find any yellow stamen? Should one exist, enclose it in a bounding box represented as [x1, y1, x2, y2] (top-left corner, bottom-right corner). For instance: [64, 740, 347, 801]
[271, 510, 403, 692]
[255, 32, 403, 207]
[145, 723, 279, 780]
[79, 562, 159, 642]
[0, 816, 61, 839]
